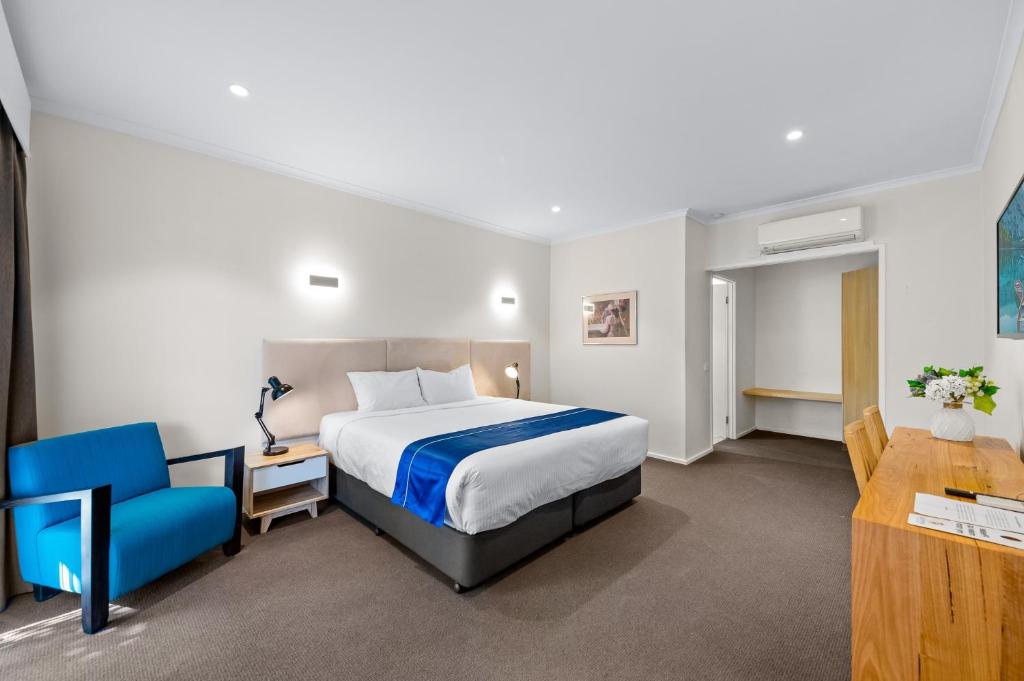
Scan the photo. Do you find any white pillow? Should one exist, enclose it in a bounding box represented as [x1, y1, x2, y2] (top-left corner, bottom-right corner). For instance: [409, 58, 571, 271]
[416, 364, 478, 405]
[347, 369, 426, 412]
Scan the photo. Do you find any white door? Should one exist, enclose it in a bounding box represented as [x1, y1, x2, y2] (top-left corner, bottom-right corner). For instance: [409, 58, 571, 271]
[712, 279, 730, 442]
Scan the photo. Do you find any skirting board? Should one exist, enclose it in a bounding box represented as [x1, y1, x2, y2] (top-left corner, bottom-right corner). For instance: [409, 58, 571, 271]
[647, 447, 714, 466]
[734, 426, 757, 439]
[752, 426, 843, 443]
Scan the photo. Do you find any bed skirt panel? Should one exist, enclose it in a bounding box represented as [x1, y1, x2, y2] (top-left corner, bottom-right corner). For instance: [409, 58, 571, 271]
[332, 467, 573, 589]
[571, 466, 642, 528]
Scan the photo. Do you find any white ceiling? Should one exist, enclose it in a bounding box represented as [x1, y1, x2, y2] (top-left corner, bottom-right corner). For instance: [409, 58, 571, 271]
[4, 0, 1021, 242]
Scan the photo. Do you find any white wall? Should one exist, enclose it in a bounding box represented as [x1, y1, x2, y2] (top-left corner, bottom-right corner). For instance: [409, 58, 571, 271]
[729, 268, 757, 436]
[983, 35, 1024, 455]
[707, 172, 984, 437]
[27, 114, 551, 483]
[711, 280, 729, 441]
[549, 216, 687, 458]
[753, 252, 877, 441]
[683, 217, 711, 458]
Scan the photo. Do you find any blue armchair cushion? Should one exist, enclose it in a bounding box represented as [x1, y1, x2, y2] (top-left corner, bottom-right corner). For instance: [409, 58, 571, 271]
[33, 486, 235, 599]
[9, 423, 170, 559]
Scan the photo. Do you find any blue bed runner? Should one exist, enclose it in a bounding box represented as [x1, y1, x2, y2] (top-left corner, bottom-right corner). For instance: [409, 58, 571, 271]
[391, 407, 625, 526]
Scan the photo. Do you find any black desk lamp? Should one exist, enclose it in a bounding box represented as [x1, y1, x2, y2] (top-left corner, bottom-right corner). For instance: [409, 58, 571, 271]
[255, 375, 294, 456]
[504, 363, 520, 399]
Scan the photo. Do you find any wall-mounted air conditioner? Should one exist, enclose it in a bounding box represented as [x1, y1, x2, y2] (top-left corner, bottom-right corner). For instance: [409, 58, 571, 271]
[757, 206, 863, 255]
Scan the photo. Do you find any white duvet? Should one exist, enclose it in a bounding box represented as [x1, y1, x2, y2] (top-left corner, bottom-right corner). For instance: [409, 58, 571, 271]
[318, 397, 648, 534]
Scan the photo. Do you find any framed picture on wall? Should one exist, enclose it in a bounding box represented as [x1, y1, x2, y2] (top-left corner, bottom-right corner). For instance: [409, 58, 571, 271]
[997, 173, 1024, 338]
[582, 291, 637, 345]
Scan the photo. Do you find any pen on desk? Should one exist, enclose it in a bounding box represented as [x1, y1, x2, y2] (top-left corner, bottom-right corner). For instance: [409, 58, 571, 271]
[945, 486, 1024, 507]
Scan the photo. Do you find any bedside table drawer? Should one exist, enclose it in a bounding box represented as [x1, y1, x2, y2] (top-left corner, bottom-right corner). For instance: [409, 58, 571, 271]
[252, 455, 327, 493]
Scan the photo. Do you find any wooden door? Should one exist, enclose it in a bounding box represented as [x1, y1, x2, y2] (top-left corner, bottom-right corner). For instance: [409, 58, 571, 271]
[842, 266, 878, 426]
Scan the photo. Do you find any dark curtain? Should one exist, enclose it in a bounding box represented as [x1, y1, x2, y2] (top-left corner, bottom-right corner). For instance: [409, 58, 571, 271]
[0, 104, 35, 610]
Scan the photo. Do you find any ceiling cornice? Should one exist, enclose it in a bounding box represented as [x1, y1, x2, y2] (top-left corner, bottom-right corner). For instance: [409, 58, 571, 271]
[698, 161, 981, 226]
[30, 97, 552, 245]
[694, 0, 1024, 228]
[973, 0, 1024, 166]
[28, 0, 1024, 245]
[549, 208, 690, 245]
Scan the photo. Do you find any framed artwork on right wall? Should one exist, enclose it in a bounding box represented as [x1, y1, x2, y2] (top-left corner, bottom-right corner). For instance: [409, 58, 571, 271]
[997, 173, 1024, 338]
[582, 291, 637, 345]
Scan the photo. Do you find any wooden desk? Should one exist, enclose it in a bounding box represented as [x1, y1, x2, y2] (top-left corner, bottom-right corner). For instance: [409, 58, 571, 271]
[852, 427, 1024, 680]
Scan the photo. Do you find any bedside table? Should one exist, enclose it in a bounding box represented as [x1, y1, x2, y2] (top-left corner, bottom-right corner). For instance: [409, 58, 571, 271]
[243, 443, 328, 534]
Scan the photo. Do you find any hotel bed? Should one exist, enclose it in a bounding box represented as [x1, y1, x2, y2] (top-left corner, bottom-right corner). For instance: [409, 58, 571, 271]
[263, 337, 648, 592]
[320, 397, 647, 534]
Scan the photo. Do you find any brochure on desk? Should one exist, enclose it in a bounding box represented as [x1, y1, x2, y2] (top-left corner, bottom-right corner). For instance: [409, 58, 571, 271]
[908, 493, 1024, 551]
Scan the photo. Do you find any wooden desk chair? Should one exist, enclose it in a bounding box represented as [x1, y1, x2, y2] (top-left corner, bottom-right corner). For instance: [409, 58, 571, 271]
[844, 419, 879, 493]
[862, 405, 888, 462]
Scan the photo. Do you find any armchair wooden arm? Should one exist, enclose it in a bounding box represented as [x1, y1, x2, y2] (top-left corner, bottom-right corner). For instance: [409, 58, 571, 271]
[0, 485, 112, 634]
[166, 446, 244, 555]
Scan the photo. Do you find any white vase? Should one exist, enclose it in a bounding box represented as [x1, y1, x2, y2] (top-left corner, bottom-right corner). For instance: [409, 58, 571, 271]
[930, 402, 975, 442]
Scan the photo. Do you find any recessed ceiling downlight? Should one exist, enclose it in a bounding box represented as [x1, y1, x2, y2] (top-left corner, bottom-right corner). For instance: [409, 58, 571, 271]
[786, 129, 804, 142]
[551, 206, 561, 213]
[229, 83, 250, 98]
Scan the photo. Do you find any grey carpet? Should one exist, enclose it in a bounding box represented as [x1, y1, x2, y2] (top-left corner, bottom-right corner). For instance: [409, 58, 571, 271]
[0, 432, 857, 681]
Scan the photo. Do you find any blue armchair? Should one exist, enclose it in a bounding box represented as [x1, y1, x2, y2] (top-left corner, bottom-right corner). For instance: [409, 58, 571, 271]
[1, 422, 243, 634]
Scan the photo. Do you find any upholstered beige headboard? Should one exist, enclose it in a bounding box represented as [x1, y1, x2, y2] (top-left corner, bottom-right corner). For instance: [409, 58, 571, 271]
[262, 338, 531, 440]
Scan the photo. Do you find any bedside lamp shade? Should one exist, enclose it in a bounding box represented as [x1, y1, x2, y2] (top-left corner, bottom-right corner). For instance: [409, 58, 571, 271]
[268, 375, 293, 402]
[505, 363, 520, 399]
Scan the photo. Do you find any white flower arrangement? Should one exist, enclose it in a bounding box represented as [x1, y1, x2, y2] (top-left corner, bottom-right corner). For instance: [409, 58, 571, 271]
[907, 365, 1000, 414]
[922, 375, 968, 404]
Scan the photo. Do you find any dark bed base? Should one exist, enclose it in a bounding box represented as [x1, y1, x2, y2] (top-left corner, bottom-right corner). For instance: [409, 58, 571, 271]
[573, 466, 642, 527]
[330, 465, 641, 591]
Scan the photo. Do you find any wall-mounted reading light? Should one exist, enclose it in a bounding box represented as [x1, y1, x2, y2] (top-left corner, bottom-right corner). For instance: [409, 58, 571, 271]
[492, 286, 518, 315]
[309, 274, 339, 288]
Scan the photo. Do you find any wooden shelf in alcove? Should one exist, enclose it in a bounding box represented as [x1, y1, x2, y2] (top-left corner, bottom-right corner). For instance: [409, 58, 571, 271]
[741, 387, 842, 403]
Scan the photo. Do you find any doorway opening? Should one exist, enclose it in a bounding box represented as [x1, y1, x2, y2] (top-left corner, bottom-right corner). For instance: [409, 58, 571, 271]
[711, 275, 735, 443]
[706, 245, 884, 451]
